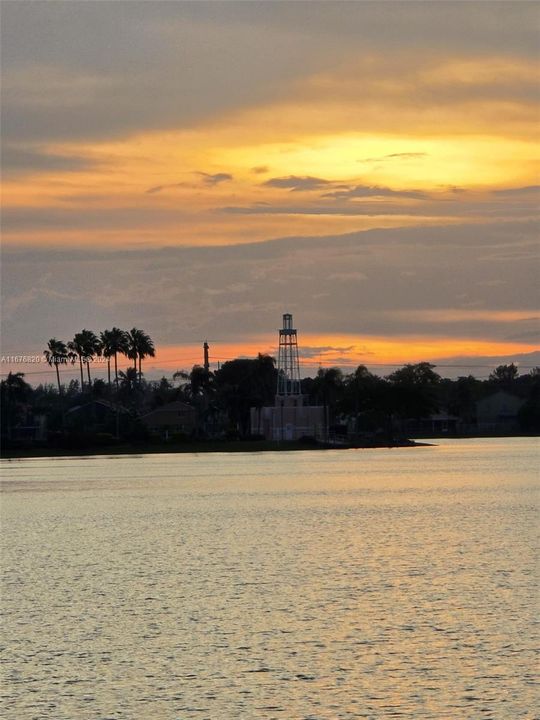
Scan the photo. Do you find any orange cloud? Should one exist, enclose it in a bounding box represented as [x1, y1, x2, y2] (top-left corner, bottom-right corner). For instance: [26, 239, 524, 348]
[3, 49, 538, 249]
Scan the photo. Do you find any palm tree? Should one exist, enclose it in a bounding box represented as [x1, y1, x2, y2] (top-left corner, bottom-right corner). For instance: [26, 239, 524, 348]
[176, 365, 214, 401]
[43, 338, 72, 395]
[127, 328, 155, 383]
[102, 327, 130, 388]
[68, 332, 87, 389]
[100, 329, 121, 388]
[79, 329, 102, 386]
[100, 330, 112, 387]
[118, 367, 138, 392]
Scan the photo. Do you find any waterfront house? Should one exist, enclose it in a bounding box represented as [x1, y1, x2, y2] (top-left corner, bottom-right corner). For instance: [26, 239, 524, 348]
[65, 399, 129, 434]
[140, 400, 197, 439]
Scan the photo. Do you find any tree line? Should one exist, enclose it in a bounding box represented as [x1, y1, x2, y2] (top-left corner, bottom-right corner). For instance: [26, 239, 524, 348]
[44, 328, 155, 391]
[2, 341, 539, 448]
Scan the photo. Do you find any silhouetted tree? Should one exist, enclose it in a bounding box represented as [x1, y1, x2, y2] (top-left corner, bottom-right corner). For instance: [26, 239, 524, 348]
[340, 365, 384, 433]
[1, 371, 31, 401]
[91, 379, 108, 398]
[176, 365, 213, 400]
[441, 374, 482, 425]
[1, 372, 32, 440]
[489, 363, 519, 388]
[68, 333, 87, 389]
[43, 339, 73, 396]
[118, 367, 138, 393]
[517, 368, 540, 432]
[214, 355, 277, 435]
[100, 330, 119, 388]
[68, 330, 101, 387]
[127, 328, 155, 383]
[310, 367, 344, 426]
[252, 354, 277, 406]
[149, 376, 176, 407]
[341, 365, 379, 412]
[105, 327, 130, 388]
[80, 330, 102, 386]
[386, 362, 441, 420]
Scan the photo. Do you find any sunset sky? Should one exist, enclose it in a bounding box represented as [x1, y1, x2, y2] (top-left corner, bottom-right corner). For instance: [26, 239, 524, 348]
[1, 1, 539, 382]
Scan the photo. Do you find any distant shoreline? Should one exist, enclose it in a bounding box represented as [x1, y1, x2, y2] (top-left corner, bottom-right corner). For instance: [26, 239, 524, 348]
[3, 434, 538, 460]
[1, 438, 435, 459]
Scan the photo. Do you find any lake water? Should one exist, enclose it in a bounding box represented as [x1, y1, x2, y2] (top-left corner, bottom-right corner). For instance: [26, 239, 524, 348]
[1, 438, 538, 719]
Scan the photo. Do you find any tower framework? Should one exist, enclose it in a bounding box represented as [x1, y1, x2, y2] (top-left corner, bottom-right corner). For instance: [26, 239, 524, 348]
[277, 313, 301, 395]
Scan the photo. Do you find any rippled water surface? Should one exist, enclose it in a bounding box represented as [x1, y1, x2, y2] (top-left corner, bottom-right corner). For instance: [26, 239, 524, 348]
[1, 438, 538, 719]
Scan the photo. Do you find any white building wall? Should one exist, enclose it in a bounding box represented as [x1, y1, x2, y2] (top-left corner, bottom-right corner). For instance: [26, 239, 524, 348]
[251, 399, 326, 441]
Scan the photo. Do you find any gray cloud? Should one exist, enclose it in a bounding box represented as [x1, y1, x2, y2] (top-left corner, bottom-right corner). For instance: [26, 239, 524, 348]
[145, 182, 190, 194]
[219, 190, 539, 220]
[197, 172, 233, 186]
[2, 221, 538, 362]
[2, 206, 190, 233]
[263, 176, 334, 192]
[2, 2, 536, 145]
[322, 185, 428, 200]
[4, 183, 537, 236]
[387, 152, 427, 159]
[1, 4, 332, 144]
[493, 185, 540, 196]
[220, 204, 414, 216]
[1, 144, 97, 176]
[358, 152, 428, 163]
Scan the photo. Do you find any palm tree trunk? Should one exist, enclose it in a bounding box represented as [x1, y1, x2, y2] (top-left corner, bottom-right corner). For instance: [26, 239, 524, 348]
[114, 352, 119, 387]
[86, 360, 92, 386]
[107, 358, 111, 388]
[6, 386, 12, 441]
[79, 356, 84, 389]
[138, 355, 142, 384]
[55, 362, 65, 430]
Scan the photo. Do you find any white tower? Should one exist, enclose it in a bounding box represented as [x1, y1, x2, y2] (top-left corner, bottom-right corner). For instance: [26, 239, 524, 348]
[277, 313, 301, 396]
[250, 312, 325, 441]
